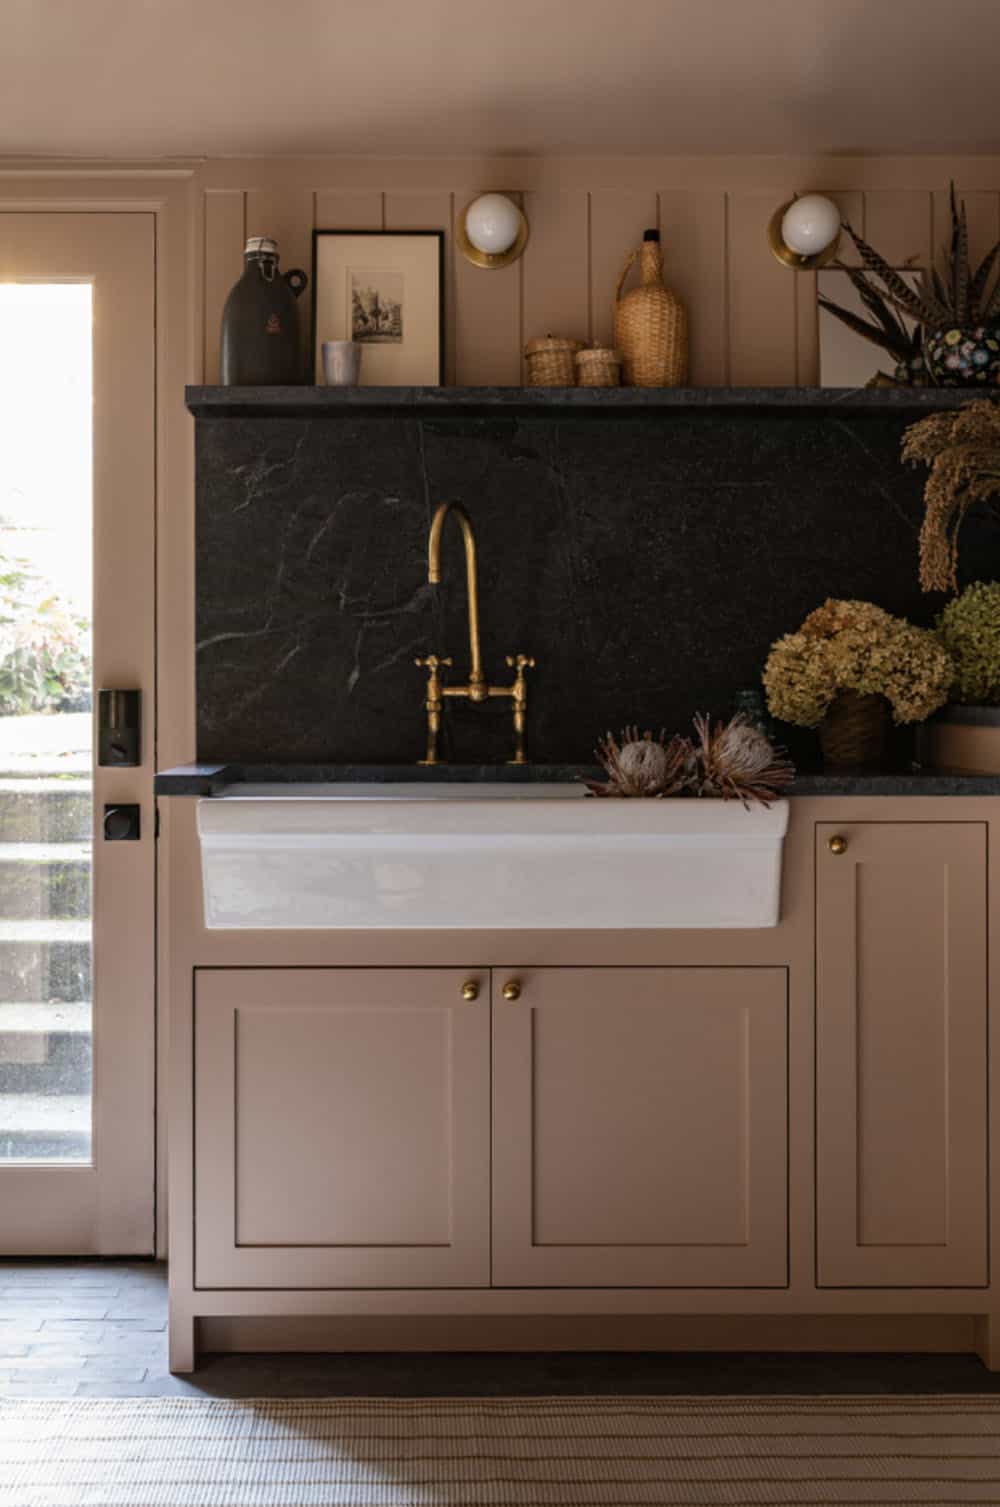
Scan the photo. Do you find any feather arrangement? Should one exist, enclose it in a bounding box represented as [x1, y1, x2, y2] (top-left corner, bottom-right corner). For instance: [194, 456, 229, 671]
[817, 185, 1000, 386]
[585, 716, 793, 808]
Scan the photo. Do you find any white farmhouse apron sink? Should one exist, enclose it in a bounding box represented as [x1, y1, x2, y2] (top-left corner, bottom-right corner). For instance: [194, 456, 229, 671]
[196, 782, 789, 929]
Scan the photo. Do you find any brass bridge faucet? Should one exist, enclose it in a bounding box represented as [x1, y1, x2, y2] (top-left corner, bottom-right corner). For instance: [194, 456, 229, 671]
[415, 501, 535, 765]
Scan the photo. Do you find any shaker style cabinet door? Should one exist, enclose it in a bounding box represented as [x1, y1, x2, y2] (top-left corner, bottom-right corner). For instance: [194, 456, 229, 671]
[492, 967, 788, 1287]
[193, 969, 490, 1288]
[816, 823, 988, 1287]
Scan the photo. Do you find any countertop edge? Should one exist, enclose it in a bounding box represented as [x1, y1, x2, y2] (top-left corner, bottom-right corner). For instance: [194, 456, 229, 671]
[154, 764, 1000, 798]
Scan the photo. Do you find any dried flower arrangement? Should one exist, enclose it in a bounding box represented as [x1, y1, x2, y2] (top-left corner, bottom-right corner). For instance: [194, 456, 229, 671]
[820, 187, 1000, 387]
[902, 399, 1000, 592]
[585, 717, 793, 808]
[936, 581, 1000, 705]
[763, 598, 953, 727]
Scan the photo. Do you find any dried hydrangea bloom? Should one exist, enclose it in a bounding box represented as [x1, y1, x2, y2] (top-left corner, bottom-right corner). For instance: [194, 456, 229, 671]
[763, 597, 953, 727]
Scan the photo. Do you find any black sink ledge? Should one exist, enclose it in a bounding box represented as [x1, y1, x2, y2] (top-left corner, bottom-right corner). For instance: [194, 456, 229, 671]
[185, 385, 994, 419]
[154, 763, 1000, 798]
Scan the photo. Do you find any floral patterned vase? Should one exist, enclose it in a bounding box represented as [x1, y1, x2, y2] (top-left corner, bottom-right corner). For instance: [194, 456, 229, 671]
[924, 325, 1000, 386]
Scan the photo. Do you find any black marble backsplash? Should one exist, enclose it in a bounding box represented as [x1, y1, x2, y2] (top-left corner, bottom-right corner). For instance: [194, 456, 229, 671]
[195, 405, 1000, 767]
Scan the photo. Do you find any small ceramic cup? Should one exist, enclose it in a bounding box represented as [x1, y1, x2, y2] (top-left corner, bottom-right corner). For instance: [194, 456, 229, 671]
[321, 340, 363, 386]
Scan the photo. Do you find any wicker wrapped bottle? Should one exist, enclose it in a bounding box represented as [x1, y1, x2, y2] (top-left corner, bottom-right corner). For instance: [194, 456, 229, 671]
[613, 229, 688, 387]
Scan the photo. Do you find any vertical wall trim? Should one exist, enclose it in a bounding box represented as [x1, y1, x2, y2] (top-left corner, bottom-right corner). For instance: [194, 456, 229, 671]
[585, 191, 593, 346]
[723, 191, 732, 386]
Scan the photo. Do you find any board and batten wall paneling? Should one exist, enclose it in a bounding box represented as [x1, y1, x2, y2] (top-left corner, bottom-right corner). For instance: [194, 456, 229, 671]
[589, 190, 658, 351]
[452, 190, 522, 387]
[658, 190, 728, 385]
[795, 191, 863, 386]
[203, 189, 245, 382]
[521, 192, 591, 377]
[727, 194, 797, 386]
[384, 192, 456, 385]
[199, 163, 1000, 391]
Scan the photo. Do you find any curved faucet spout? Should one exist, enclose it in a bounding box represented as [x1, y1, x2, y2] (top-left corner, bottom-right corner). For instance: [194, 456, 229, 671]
[427, 501, 486, 695]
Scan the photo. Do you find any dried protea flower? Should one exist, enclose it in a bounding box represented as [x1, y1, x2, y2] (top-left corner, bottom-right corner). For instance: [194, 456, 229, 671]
[692, 712, 794, 808]
[584, 725, 694, 798]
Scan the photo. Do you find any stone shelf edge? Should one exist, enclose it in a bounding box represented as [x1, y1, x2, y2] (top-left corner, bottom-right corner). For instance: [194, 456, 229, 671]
[185, 385, 991, 419]
[154, 763, 1000, 797]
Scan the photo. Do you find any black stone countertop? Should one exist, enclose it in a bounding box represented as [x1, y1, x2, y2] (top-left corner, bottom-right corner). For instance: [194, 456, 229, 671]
[155, 763, 1000, 797]
[185, 385, 989, 419]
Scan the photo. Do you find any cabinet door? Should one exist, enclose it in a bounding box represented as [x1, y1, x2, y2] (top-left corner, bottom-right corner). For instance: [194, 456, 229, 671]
[816, 823, 987, 1287]
[194, 968, 490, 1288]
[493, 968, 788, 1287]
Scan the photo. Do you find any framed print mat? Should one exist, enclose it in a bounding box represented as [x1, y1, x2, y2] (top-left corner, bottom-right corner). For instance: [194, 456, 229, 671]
[312, 230, 444, 385]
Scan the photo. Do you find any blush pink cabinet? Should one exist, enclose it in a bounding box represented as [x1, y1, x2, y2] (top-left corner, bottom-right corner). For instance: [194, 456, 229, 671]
[492, 967, 789, 1287]
[816, 822, 988, 1288]
[193, 968, 491, 1288]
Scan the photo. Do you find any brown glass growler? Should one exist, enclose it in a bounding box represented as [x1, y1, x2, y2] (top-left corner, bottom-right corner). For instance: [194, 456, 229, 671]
[220, 236, 309, 385]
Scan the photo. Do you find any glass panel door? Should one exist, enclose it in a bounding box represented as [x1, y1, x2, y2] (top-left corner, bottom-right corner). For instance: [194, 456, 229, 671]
[0, 284, 93, 1163]
[0, 213, 155, 1253]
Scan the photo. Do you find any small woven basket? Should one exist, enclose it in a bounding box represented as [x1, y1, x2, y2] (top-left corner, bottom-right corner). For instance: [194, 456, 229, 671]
[819, 690, 892, 770]
[524, 335, 583, 387]
[575, 346, 622, 387]
[613, 231, 688, 388]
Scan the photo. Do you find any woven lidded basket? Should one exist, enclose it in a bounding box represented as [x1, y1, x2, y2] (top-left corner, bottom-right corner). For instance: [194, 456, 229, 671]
[574, 346, 622, 387]
[613, 230, 688, 387]
[524, 335, 583, 387]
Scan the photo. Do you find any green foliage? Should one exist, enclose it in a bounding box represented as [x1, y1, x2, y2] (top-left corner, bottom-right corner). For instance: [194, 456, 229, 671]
[0, 532, 90, 717]
[936, 581, 1000, 706]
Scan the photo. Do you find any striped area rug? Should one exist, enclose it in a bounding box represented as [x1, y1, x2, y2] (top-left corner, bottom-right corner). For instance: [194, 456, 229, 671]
[2, 1394, 1000, 1505]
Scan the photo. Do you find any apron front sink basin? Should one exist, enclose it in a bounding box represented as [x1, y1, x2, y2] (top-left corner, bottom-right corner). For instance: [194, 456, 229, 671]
[196, 782, 789, 929]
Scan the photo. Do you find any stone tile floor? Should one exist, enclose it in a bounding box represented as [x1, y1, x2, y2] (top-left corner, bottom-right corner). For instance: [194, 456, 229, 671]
[3, 1260, 1000, 1398]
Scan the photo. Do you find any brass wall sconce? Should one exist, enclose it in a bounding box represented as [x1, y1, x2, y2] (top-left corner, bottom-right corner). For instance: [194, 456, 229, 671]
[457, 193, 529, 269]
[768, 193, 842, 270]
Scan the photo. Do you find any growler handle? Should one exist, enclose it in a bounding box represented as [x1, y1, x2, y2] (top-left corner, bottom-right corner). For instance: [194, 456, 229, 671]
[284, 268, 308, 299]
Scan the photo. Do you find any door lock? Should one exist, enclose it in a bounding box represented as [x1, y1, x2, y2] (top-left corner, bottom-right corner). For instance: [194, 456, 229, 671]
[104, 804, 141, 841]
[98, 689, 141, 767]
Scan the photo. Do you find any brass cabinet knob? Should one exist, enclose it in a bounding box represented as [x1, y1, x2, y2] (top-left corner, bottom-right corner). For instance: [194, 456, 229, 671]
[828, 834, 848, 855]
[461, 979, 480, 1001]
[502, 979, 522, 1001]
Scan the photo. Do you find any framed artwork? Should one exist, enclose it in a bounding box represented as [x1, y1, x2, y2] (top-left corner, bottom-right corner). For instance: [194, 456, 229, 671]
[312, 230, 445, 385]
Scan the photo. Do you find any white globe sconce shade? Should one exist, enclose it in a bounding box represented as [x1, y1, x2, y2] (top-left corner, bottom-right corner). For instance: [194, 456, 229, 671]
[768, 193, 842, 270]
[457, 193, 530, 269]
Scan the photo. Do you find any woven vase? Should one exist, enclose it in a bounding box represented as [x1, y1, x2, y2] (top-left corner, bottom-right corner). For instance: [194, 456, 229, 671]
[819, 691, 892, 771]
[613, 229, 688, 387]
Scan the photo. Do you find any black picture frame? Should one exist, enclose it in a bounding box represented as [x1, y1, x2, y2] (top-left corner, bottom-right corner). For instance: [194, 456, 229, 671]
[311, 228, 446, 386]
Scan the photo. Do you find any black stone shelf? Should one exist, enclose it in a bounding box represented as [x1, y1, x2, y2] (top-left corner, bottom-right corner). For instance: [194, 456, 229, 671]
[185, 385, 993, 420]
[155, 762, 1000, 798]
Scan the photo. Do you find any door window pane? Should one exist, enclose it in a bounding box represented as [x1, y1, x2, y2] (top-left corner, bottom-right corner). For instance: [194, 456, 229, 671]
[0, 284, 92, 1162]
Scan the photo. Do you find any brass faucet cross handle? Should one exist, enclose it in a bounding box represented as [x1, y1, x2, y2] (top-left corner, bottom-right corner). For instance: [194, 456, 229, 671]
[415, 502, 537, 766]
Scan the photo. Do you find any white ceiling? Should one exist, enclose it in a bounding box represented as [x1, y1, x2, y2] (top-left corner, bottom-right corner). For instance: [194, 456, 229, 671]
[5, 0, 1000, 160]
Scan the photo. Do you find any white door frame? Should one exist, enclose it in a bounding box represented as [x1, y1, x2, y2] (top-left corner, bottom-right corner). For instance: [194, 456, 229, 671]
[0, 167, 196, 1256]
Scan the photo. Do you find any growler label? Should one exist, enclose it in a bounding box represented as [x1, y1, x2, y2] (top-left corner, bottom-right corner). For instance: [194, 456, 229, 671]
[265, 313, 281, 335]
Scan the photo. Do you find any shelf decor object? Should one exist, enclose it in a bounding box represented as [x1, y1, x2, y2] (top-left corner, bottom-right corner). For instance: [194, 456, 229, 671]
[764, 598, 953, 771]
[903, 398, 1000, 591]
[524, 334, 583, 386]
[220, 236, 309, 385]
[574, 344, 622, 387]
[614, 229, 688, 387]
[312, 230, 444, 386]
[456, 193, 529, 269]
[921, 582, 1000, 774]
